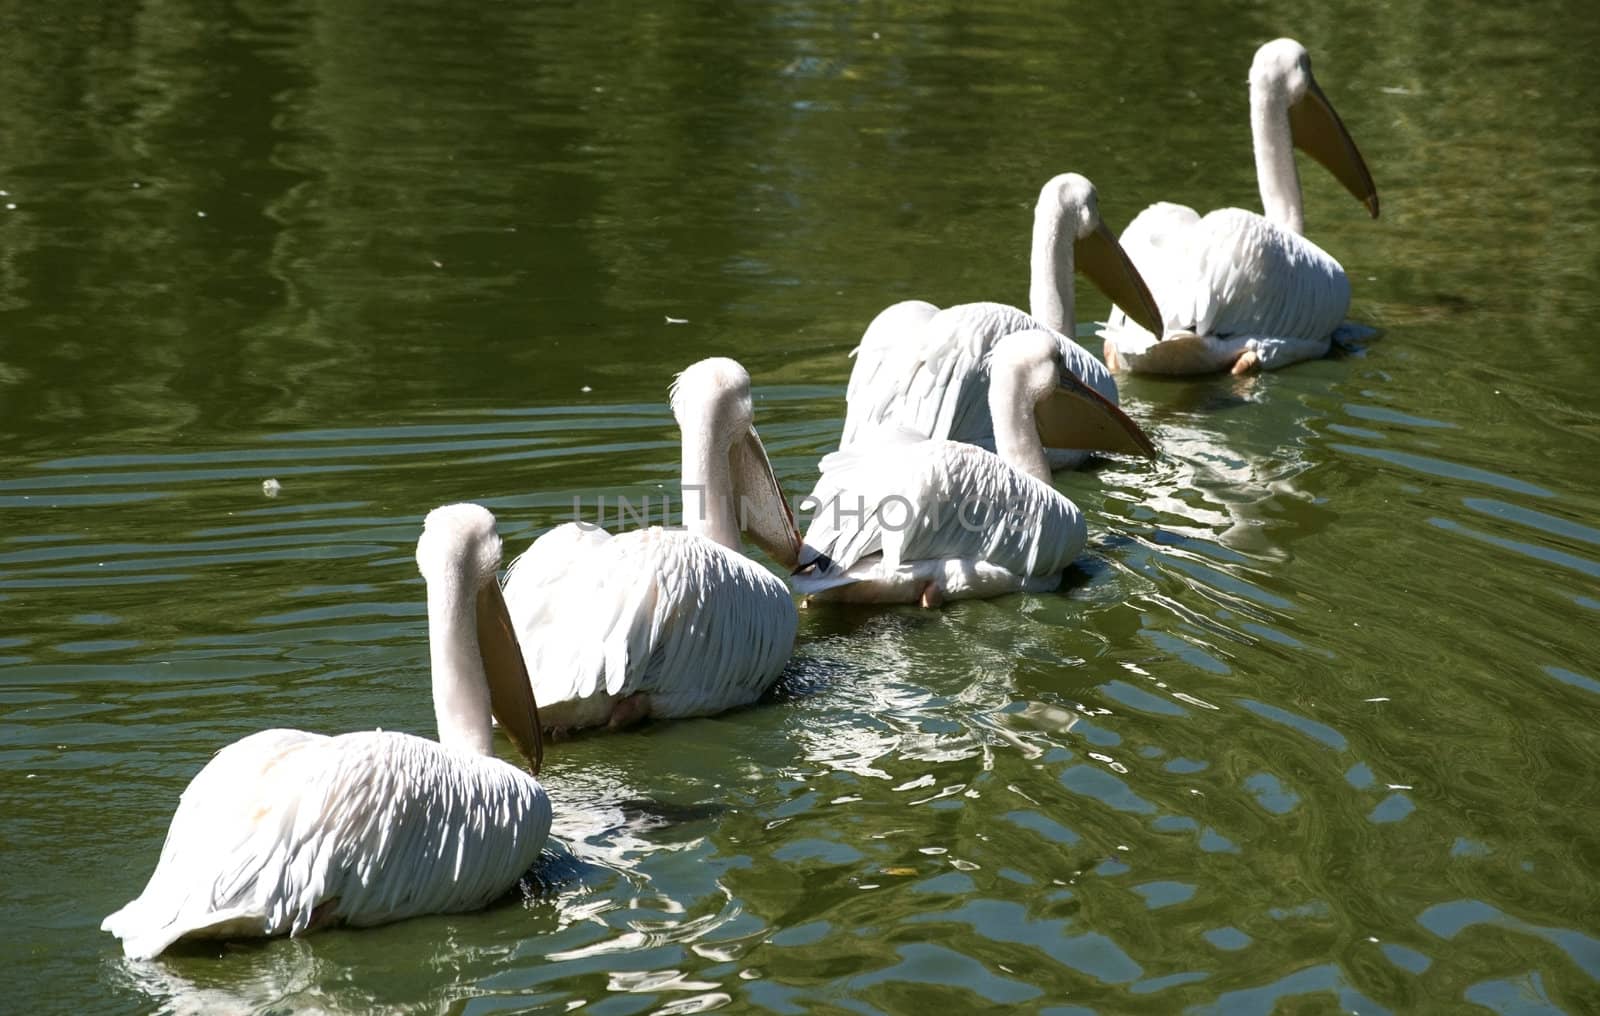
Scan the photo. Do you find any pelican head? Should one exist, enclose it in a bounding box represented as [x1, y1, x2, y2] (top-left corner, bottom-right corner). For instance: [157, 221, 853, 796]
[417, 503, 544, 774]
[991, 329, 1157, 475]
[1251, 38, 1379, 219]
[417, 502, 504, 589]
[1033, 173, 1164, 337]
[671, 358, 802, 568]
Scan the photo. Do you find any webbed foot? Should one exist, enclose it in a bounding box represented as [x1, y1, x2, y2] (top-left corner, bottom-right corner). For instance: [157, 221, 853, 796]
[608, 693, 652, 729]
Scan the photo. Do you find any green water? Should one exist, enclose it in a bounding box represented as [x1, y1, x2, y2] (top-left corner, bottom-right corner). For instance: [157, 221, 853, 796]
[4, 1, 1600, 1012]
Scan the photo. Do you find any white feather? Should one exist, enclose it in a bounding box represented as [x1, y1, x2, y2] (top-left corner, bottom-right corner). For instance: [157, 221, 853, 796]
[500, 357, 800, 731]
[840, 302, 1117, 471]
[1099, 39, 1376, 374]
[1099, 206, 1349, 373]
[503, 526, 798, 729]
[102, 731, 550, 960]
[839, 175, 1128, 472]
[795, 439, 1085, 603]
[101, 503, 552, 959]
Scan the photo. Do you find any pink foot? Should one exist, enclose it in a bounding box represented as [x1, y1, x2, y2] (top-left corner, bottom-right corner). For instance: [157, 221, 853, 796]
[1230, 349, 1260, 375]
[607, 693, 652, 729]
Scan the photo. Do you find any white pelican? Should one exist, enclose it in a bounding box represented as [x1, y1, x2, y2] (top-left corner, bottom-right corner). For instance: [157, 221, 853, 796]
[102, 504, 551, 960]
[502, 357, 801, 731]
[795, 329, 1157, 606]
[1099, 38, 1380, 375]
[840, 173, 1164, 471]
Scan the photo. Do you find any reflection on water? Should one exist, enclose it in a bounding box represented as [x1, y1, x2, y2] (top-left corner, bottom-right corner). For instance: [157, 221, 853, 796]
[108, 942, 377, 1016]
[15, 360, 1597, 1011]
[5, 0, 1600, 1013]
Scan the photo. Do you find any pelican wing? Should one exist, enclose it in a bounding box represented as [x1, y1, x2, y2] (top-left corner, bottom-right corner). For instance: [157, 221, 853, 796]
[1102, 201, 1202, 335]
[842, 302, 1118, 449]
[843, 299, 941, 434]
[502, 522, 623, 707]
[840, 303, 990, 448]
[102, 729, 551, 960]
[1101, 206, 1351, 368]
[798, 439, 1086, 590]
[504, 526, 797, 722]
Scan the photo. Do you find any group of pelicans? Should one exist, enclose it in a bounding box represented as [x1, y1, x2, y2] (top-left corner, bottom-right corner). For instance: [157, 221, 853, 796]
[103, 38, 1379, 960]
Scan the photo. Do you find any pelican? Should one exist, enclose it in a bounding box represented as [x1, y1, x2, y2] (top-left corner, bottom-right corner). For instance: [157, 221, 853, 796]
[1099, 38, 1380, 375]
[795, 329, 1157, 606]
[840, 173, 1165, 471]
[502, 357, 801, 731]
[101, 504, 551, 960]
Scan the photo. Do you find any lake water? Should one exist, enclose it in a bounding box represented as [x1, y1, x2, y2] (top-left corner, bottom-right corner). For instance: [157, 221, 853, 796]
[4, 1, 1599, 1013]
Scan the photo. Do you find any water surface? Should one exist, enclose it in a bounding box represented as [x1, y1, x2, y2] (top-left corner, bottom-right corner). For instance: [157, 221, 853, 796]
[4, 1, 1600, 1013]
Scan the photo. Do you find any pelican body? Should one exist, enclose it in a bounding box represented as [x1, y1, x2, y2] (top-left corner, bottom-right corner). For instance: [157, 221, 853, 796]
[796, 330, 1157, 606]
[841, 173, 1164, 471]
[1100, 38, 1380, 375]
[503, 358, 800, 732]
[102, 504, 551, 960]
